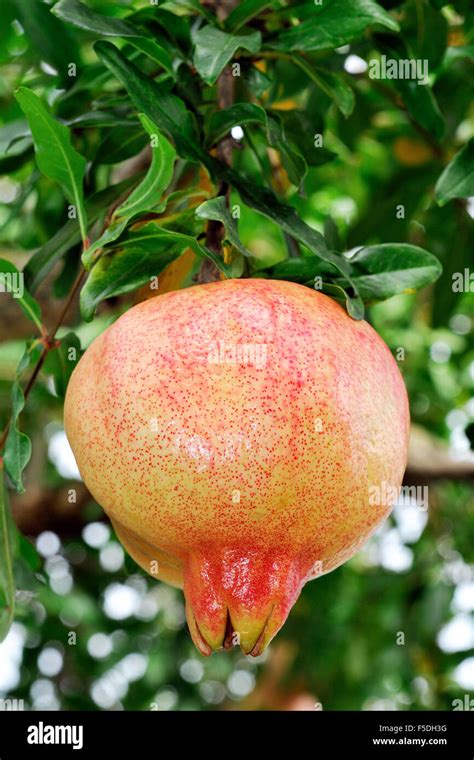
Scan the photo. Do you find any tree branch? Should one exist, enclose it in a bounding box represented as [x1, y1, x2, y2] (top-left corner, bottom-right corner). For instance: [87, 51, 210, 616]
[198, 0, 239, 284]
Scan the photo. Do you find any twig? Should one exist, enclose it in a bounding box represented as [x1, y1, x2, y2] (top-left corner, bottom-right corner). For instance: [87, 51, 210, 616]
[0, 265, 86, 455]
[198, 0, 240, 284]
[0, 142, 159, 457]
[0, 175, 139, 456]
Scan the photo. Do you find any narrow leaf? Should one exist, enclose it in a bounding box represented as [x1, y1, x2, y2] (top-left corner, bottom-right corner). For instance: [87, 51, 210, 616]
[94, 41, 206, 164]
[226, 0, 275, 32]
[116, 116, 176, 217]
[324, 216, 342, 252]
[4, 381, 31, 494]
[196, 197, 252, 258]
[80, 246, 183, 321]
[82, 216, 146, 269]
[395, 79, 444, 140]
[0, 258, 43, 330]
[348, 243, 442, 300]
[81, 221, 239, 320]
[375, 42, 445, 140]
[52, 0, 141, 37]
[158, 0, 216, 24]
[207, 103, 307, 187]
[272, 0, 399, 52]
[262, 256, 337, 282]
[43, 332, 82, 399]
[126, 38, 175, 77]
[15, 87, 88, 243]
[0, 466, 16, 642]
[435, 139, 474, 205]
[101, 223, 237, 281]
[193, 26, 261, 85]
[24, 176, 138, 293]
[226, 170, 365, 318]
[293, 58, 355, 117]
[12, 0, 80, 82]
[83, 118, 176, 268]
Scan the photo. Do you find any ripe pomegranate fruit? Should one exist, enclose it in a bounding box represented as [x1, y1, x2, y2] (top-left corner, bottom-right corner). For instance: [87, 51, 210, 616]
[64, 279, 409, 656]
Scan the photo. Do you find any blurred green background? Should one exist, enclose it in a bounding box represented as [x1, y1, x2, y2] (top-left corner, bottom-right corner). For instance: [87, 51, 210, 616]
[0, 0, 473, 711]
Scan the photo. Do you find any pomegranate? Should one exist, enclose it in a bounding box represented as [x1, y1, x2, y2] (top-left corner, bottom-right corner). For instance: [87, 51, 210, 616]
[64, 279, 409, 656]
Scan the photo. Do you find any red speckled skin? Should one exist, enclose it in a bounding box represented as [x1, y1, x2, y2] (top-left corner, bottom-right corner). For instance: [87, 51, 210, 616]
[64, 279, 409, 655]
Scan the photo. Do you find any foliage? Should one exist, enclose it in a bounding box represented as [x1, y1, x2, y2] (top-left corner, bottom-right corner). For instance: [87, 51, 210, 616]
[0, 0, 473, 711]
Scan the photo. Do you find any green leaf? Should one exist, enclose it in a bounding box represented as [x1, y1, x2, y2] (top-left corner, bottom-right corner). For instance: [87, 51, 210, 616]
[0, 145, 34, 175]
[430, 204, 473, 328]
[95, 41, 206, 164]
[402, 0, 448, 70]
[260, 243, 441, 305]
[245, 64, 272, 97]
[15, 87, 88, 243]
[272, 0, 399, 52]
[292, 58, 355, 117]
[158, 0, 216, 24]
[87, 222, 237, 299]
[443, 45, 474, 65]
[262, 256, 337, 282]
[228, 176, 326, 261]
[395, 78, 445, 140]
[43, 332, 82, 399]
[196, 197, 252, 258]
[17, 532, 41, 573]
[348, 243, 442, 300]
[53, 247, 81, 299]
[0, 466, 16, 642]
[4, 378, 31, 495]
[347, 166, 437, 247]
[115, 116, 176, 218]
[207, 102, 264, 146]
[0, 171, 37, 235]
[0, 118, 29, 154]
[435, 139, 474, 205]
[80, 246, 183, 321]
[193, 26, 261, 85]
[324, 216, 342, 252]
[52, 0, 141, 37]
[82, 215, 143, 269]
[207, 103, 307, 187]
[81, 217, 241, 320]
[25, 224, 80, 294]
[226, 171, 365, 318]
[83, 117, 176, 268]
[0, 258, 43, 330]
[94, 126, 148, 165]
[317, 281, 353, 308]
[126, 38, 175, 78]
[374, 41, 445, 139]
[11, 0, 80, 81]
[66, 112, 138, 129]
[24, 176, 139, 292]
[225, 0, 275, 32]
[282, 110, 338, 167]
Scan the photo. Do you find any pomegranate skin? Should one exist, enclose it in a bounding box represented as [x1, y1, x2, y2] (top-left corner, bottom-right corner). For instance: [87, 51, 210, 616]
[64, 279, 409, 655]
